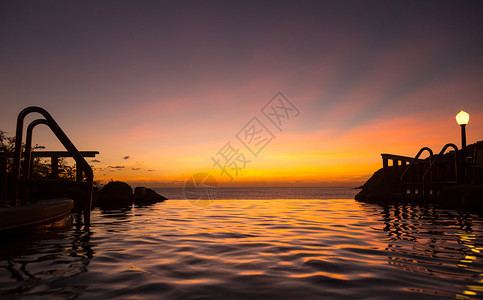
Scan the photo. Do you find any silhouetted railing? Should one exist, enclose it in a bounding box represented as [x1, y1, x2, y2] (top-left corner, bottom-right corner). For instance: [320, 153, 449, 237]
[422, 143, 458, 203]
[0, 151, 98, 201]
[383, 145, 459, 202]
[0, 155, 6, 202]
[467, 147, 483, 184]
[9, 106, 97, 226]
[381, 154, 415, 192]
[400, 147, 433, 200]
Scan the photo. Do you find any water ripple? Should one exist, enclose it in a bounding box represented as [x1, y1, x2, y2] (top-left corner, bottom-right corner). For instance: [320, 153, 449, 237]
[1, 199, 483, 299]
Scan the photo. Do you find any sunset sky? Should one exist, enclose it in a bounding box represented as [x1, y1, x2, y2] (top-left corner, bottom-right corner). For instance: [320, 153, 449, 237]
[1, 1, 482, 187]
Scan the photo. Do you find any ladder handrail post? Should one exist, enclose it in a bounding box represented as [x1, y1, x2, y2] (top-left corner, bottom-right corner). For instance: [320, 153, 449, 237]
[11, 106, 94, 227]
[453, 150, 459, 184]
[393, 159, 399, 191]
[0, 156, 7, 202]
[23, 119, 49, 204]
[51, 156, 59, 179]
[76, 166, 83, 182]
[422, 143, 459, 198]
[400, 147, 433, 198]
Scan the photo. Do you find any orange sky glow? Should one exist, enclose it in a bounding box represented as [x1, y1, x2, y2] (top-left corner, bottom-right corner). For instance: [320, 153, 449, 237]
[1, 2, 482, 188]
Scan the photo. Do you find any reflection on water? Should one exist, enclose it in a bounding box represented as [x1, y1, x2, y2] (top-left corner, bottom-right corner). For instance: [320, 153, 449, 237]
[0, 221, 93, 298]
[380, 204, 483, 298]
[1, 199, 483, 299]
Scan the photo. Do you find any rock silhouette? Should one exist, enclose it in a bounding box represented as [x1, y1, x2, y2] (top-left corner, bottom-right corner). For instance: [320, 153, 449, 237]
[133, 187, 167, 205]
[354, 168, 391, 203]
[355, 141, 483, 213]
[97, 181, 133, 208]
[95, 181, 167, 208]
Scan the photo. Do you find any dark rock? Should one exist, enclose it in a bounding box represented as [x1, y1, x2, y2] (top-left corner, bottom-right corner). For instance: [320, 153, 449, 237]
[355, 168, 393, 203]
[355, 140, 483, 214]
[133, 187, 167, 205]
[356, 168, 483, 214]
[97, 181, 133, 208]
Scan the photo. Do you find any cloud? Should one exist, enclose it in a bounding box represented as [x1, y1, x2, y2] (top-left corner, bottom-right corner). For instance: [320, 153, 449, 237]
[122, 156, 130, 160]
[91, 159, 101, 163]
[108, 166, 125, 169]
[147, 169, 155, 172]
[132, 168, 140, 170]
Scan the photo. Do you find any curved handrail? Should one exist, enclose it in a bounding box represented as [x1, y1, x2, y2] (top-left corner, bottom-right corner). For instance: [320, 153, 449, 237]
[24, 119, 50, 181]
[422, 143, 458, 181]
[11, 106, 93, 225]
[23, 119, 92, 182]
[422, 143, 458, 200]
[21, 119, 50, 203]
[400, 147, 433, 186]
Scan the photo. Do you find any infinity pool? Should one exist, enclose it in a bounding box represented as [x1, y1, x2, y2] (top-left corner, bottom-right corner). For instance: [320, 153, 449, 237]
[1, 197, 483, 299]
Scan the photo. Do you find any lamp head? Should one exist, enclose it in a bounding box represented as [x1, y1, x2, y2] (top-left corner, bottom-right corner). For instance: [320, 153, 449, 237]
[456, 110, 469, 126]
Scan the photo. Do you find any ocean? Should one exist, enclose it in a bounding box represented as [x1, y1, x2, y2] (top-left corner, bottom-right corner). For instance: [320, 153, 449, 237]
[1, 187, 483, 299]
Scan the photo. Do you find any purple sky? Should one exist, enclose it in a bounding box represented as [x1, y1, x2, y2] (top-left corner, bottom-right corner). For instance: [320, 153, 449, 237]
[1, 1, 482, 186]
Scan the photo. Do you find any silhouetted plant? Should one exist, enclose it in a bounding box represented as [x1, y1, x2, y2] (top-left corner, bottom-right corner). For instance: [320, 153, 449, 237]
[1, 130, 76, 180]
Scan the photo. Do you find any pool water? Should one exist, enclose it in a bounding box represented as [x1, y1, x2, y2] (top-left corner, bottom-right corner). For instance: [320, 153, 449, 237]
[1, 195, 483, 299]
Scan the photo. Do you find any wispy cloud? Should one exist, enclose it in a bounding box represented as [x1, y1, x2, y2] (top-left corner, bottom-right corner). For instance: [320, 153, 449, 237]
[108, 166, 125, 169]
[3, 2, 482, 188]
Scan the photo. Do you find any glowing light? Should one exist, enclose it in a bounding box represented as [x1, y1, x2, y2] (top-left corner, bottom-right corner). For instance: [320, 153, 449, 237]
[456, 110, 470, 126]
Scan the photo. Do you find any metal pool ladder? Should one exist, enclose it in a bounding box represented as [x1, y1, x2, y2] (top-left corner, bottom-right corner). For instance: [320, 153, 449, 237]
[7, 106, 97, 227]
[400, 143, 459, 203]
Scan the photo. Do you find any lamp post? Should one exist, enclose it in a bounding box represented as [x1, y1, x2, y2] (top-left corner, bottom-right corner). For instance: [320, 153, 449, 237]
[456, 110, 469, 183]
[456, 110, 469, 156]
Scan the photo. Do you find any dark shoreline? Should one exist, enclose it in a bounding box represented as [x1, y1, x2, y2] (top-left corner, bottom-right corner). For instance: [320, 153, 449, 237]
[355, 142, 483, 214]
